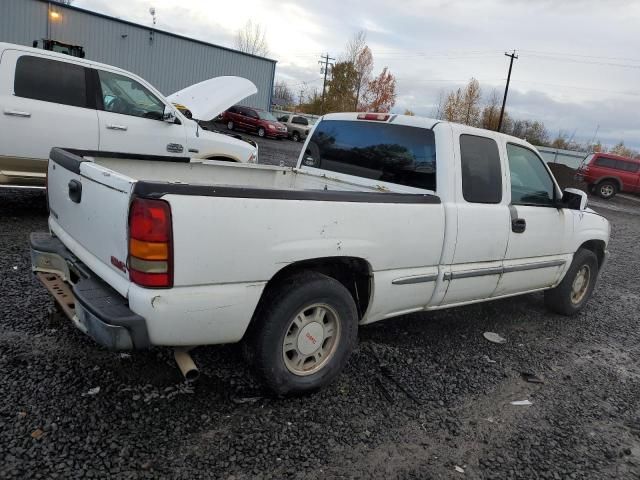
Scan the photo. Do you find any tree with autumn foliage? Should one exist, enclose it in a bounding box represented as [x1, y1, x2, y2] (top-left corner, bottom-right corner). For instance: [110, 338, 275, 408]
[362, 67, 397, 113]
[325, 62, 359, 112]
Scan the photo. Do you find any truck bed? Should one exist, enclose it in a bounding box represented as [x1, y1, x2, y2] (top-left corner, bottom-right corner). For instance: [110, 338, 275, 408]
[77, 151, 404, 195]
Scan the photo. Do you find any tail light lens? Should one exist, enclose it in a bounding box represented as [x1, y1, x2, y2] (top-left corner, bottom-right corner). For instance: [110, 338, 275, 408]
[128, 198, 173, 288]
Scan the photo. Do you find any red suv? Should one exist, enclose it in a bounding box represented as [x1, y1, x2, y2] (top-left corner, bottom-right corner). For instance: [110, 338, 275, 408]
[221, 105, 288, 139]
[578, 152, 640, 199]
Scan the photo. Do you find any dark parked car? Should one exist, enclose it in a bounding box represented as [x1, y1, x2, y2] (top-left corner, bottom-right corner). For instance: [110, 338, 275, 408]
[221, 105, 288, 139]
[577, 152, 640, 199]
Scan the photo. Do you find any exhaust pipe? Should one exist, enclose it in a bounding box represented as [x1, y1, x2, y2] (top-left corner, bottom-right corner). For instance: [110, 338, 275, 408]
[174, 348, 199, 382]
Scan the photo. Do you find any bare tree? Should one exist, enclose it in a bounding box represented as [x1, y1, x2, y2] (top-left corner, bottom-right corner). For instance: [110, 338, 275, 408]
[343, 31, 373, 110]
[273, 80, 294, 106]
[461, 78, 481, 126]
[442, 88, 463, 123]
[432, 90, 446, 119]
[234, 20, 269, 57]
[480, 89, 501, 130]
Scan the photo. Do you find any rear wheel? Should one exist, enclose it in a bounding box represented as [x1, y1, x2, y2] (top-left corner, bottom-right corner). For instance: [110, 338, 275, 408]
[226, 121, 234, 131]
[245, 271, 358, 395]
[544, 248, 599, 316]
[597, 181, 617, 199]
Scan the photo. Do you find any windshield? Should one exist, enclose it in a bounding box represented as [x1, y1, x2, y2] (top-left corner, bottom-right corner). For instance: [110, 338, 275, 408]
[259, 111, 278, 121]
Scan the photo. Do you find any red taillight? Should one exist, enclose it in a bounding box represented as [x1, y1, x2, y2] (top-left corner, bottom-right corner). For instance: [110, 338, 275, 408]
[357, 113, 390, 121]
[128, 198, 173, 288]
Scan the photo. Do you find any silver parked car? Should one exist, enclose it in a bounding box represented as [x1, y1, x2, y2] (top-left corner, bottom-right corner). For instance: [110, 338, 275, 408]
[277, 114, 312, 142]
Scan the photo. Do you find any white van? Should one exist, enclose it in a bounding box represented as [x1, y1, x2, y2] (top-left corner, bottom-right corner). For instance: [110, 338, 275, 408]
[0, 42, 258, 188]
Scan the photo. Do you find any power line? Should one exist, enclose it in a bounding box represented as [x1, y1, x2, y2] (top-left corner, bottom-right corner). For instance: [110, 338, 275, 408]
[498, 50, 518, 132]
[524, 53, 640, 70]
[518, 49, 640, 64]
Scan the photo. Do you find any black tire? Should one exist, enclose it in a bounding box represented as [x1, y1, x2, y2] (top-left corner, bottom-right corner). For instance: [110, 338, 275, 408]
[258, 127, 266, 138]
[226, 121, 234, 131]
[544, 248, 599, 316]
[597, 181, 617, 199]
[292, 131, 300, 142]
[245, 271, 358, 396]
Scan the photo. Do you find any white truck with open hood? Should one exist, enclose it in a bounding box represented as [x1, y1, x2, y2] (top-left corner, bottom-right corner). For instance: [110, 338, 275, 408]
[0, 42, 258, 188]
[31, 112, 610, 395]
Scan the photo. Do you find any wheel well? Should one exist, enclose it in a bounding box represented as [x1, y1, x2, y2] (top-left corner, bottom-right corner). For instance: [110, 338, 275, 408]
[596, 177, 622, 190]
[260, 257, 372, 319]
[579, 240, 606, 267]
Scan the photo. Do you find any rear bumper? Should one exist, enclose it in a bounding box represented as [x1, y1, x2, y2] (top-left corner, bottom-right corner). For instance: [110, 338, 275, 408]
[30, 232, 150, 351]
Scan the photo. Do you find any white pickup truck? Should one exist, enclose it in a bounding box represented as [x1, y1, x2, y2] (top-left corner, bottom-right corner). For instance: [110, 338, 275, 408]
[0, 42, 258, 188]
[31, 112, 609, 395]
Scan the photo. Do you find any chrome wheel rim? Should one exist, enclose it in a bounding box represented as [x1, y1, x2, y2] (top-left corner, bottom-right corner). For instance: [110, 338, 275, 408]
[258, 128, 265, 137]
[601, 185, 614, 197]
[282, 303, 340, 376]
[570, 265, 591, 304]
[227, 121, 233, 130]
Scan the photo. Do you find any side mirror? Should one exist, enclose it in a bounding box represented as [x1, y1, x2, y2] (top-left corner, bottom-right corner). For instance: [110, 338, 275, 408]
[163, 106, 180, 124]
[562, 188, 588, 211]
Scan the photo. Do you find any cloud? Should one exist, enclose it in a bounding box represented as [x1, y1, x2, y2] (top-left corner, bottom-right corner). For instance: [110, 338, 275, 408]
[74, 0, 640, 146]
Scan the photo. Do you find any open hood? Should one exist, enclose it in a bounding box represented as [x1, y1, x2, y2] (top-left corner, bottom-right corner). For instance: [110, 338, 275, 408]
[167, 76, 258, 121]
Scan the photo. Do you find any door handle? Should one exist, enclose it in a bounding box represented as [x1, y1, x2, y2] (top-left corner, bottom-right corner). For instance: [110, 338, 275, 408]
[106, 124, 128, 131]
[4, 109, 31, 118]
[512, 218, 526, 233]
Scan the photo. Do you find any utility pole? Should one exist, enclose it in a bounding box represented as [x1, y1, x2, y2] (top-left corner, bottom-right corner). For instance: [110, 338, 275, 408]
[298, 88, 304, 112]
[318, 53, 335, 114]
[497, 50, 518, 132]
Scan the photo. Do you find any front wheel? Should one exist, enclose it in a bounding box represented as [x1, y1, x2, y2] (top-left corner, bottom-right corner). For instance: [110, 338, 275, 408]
[226, 121, 234, 131]
[245, 271, 358, 395]
[258, 127, 266, 138]
[292, 132, 300, 142]
[597, 181, 617, 199]
[544, 248, 599, 316]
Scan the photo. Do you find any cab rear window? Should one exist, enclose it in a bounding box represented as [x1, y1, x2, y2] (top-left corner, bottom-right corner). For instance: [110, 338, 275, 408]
[303, 120, 437, 191]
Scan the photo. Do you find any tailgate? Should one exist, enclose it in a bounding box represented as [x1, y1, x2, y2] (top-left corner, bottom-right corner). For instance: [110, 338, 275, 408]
[47, 149, 134, 296]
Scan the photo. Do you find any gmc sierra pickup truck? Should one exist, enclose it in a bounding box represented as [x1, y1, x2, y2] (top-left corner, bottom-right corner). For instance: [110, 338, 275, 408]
[31, 112, 609, 395]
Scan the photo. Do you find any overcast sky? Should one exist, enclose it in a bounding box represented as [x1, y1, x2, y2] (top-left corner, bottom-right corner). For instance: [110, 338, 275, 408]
[74, 0, 640, 149]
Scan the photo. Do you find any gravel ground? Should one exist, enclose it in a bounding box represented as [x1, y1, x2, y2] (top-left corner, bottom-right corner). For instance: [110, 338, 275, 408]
[1, 154, 639, 479]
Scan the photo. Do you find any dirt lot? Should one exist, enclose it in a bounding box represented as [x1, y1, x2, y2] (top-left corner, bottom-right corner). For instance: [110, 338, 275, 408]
[1, 143, 639, 479]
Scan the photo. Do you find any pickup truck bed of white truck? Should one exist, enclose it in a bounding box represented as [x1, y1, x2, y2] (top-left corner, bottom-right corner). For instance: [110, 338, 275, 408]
[31, 113, 609, 395]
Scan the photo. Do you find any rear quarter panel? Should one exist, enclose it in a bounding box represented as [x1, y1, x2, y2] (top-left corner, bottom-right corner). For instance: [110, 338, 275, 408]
[165, 194, 446, 321]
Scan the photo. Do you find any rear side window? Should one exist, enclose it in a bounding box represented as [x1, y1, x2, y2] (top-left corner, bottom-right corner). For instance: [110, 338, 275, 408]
[595, 157, 618, 169]
[596, 157, 640, 173]
[292, 116, 309, 126]
[14, 55, 87, 108]
[303, 120, 437, 191]
[459, 135, 502, 203]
